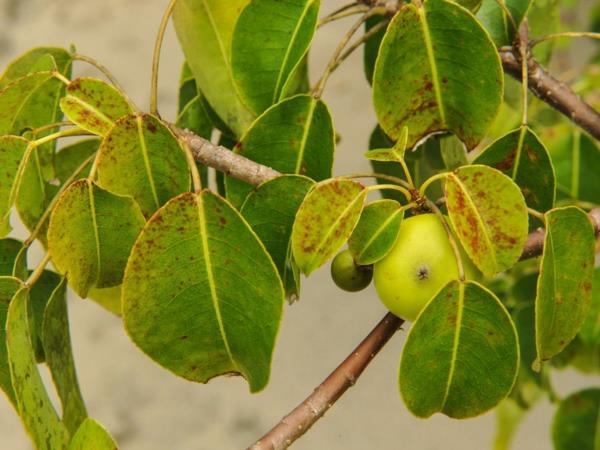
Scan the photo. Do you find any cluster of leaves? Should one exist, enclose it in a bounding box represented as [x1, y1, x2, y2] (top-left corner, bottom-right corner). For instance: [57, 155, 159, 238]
[0, 0, 598, 449]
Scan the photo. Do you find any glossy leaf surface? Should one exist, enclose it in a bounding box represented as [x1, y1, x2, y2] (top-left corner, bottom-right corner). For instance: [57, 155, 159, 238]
[123, 191, 284, 393]
[7, 288, 69, 449]
[373, 0, 502, 148]
[60, 77, 133, 136]
[241, 175, 314, 300]
[474, 126, 555, 212]
[226, 94, 334, 207]
[96, 114, 190, 217]
[173, 0, 254, 135]
[292, 179, 366, 275]
[232, 0, 319, 114]
[400, 280, 519, 418]
[348, 199, 404, 265]
[48, 179, 145, 297]
[535, 207, 595, 365]
[445, 165, 528, 276]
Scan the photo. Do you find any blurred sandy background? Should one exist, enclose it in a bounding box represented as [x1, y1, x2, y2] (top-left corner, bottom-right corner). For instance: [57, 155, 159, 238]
[0, 1, 597, 449]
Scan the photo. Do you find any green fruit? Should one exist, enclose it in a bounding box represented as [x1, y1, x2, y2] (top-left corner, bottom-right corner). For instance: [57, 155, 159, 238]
[373, 213, 479, 321]
[331, 249, 373, 292]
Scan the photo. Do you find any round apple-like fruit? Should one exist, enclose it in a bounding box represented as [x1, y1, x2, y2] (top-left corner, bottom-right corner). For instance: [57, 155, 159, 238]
[373, 213, 479, 321]
[331, 249, 373, 292]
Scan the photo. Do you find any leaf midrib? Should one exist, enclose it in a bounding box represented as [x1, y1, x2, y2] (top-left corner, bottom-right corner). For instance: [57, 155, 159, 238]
[294, 98, 317, 174]
[135, 115, 160, 211]
[63, 95, 113, 133]
[441, 281, 464, 411]
[355, 208, 402, 263]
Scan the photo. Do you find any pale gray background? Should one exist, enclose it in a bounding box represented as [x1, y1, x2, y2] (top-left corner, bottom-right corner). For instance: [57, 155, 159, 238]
[0, 1, 597, 449]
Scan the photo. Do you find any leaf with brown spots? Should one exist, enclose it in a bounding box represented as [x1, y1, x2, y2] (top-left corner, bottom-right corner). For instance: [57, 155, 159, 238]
[96, 114, 190, 217]
[400, 280, 519, 418]
[474, 126, 555, 212]
[372, 0, 502, 149]
[7, 288, 69, 450]
[47, 179, 145, 297]
[69, 418, 118, 450]
[226, 94, 334, 208]
[122, 190, 284, 393]
[291, 178, 367, 275]
[535, 207, 595, 367]
[60, 77, 133, 136]
[445, 165, 528, 277]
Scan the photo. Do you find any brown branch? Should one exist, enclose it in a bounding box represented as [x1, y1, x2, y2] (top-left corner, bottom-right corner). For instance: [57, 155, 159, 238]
[248, 313, 403, 450]
[500, 48, 600, 141]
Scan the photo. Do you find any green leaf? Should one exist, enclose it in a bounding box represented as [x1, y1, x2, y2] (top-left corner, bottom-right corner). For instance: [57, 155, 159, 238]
[241, 175, 314, 301]
[173, 0, 254, 136]
[225, 94, 334, 207]
[0, 276, 22, 408]
[348, 199, 404, 265]
[549, 129, 600, 205]
[439, 135, 468, 170]
[552, 388, 600, 450]
[60, 77, 133, 136]
[473, 126, 555, 212]
[54, 139, 99, 184]
[96, 114, 190, 217]
[88, 285, 122, 316]
[28, 270, 62, 362]
[0, 135, 29, 236]
[122, 190, 284, 393]
[399, 280, 519, 418]
[0, 47, 71, 88]
[364, 127, 408, 162]
[372, 0, 502, 149]
[0, 238, 22, 275]
[445, 165, 528, 276]
[363, 15, 388, 85]
[475, 0, 532, 46]
[535, 207, 595, 366]
[510, 273, 540, 381]
[231, 0, 319, 115]
[12, 245, 28, 280]
[453, 0, 483, 11]
[291, 178, 367, 275]
[48, 179, 145, 297]
[7, 288, 69, 449]
[69, 418, 117, 450]
[580, 268, 600, 347]
[43, 278, 88, 436]
[176, 95, 213, 140]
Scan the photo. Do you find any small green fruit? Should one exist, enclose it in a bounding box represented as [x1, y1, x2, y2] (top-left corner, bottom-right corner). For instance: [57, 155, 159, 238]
[331, 249, 373, 292]
[373, 213, 479, 321]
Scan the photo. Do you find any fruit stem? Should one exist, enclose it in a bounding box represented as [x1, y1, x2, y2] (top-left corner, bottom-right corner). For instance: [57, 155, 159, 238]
[427, 200, 465, 282]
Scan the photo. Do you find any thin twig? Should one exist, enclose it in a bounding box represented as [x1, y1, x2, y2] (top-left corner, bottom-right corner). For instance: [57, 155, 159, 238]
[248, 313, 404, 450]
[318, 3, 370, 27]
[329, 19, 390, 73]
[150, 0, 178, 116]
[530, 31, 600, 47]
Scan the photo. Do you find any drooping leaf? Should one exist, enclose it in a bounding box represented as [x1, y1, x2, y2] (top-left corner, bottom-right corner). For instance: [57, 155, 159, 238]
[445, 165, 528, 276]
[364, 127, 408, 162]
[226, 94, 334, 207]
[96, 114, 190, 217]
[231, 0, 319, 115]
[0, 47, 71, 88]
[372, 0, 502, 149]
[473, 126, 555, 212]
[28, 270, 62, 362]
[0, 135, 29, 236]
[54, 139, 99, 184]
[535, 207, 595, 366]
[291, 178, 367, 275]
[43, 278, 88, 436]
[552, 388, 600, 450]
[6, 288, 69, 449]
[348, 199, 404, 265]
[88, 285, 122, 316]
[548, 129, 600, 205]
[580, 268, 600, 347]
[47, 179, 145, 297]
[123, 190, 284, 393]
[69, 418, 117, 450]
[60, 77, 133, 136]
[399, 280, 519, 418]
[0, 238, 22, 275]
[241, 175, 314, 300]
[173, 0, 254, 135]
[0, 276, 22, 408]
[476, 0, 532, 46]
